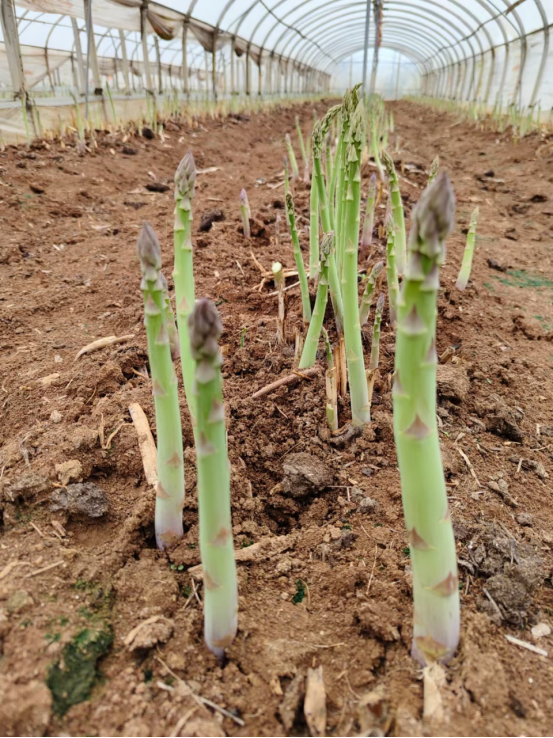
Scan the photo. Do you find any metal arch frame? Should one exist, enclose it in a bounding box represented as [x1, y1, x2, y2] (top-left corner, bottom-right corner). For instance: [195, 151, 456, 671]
[321, 41, 431, 77]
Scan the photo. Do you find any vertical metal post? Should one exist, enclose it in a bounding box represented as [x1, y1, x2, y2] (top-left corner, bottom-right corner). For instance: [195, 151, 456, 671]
[349, 56, 352, 88]
[230, 36, 235, 95]
[212, 38, 217, 99]
[361, 0, 370, 98]
[140, 0, 154, 95]
[245, 48, 251, 95]
[394, 51, 401, 99]
[369, 0, 382, 97]
[118, 29, 131, 94]
[0, 0, 27, 101]
[84, 0, 102, 97]
[71, 17, 86, 95]
[182, 22, 188, 96]
[154, 36, 163, 94]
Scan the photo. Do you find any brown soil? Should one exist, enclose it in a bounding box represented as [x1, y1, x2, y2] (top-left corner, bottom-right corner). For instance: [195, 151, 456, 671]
[1, 99, 553, 737]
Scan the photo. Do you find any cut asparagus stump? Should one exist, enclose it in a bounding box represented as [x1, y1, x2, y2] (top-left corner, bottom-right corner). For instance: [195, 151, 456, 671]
[322, 327, 338, 431]
[189, 299, 238, 660]
[455, 206, 479, 290]
[137, 223, 184, 550]
[272, 261, 285, 344]
[382, 151, 407, 276]
[239, 188, 251, 239]
[393, 172, 460, 666]
[173, 151, 197, 422]
[359, 261, 384, 326]
[285, 192, 311, 325]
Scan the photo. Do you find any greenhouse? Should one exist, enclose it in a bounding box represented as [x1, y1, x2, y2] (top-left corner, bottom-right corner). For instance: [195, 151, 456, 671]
[1, 1, 553, 737]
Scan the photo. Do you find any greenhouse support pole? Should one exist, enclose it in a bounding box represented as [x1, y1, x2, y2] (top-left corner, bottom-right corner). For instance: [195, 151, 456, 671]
[118, 29, 131, 94]
[140, 0, 154, 95]
[182, 22, 189, 96]
[0, 0, 28, 102]
[84, 0, 102, 97]
[246, 48, 251, 95]
[369, 0, 382, 97]
[230, 37, 235, 94]
[212, 36, 217, 99]
[258, 55, 263, 96]
[71, 17, 86, 95]
[361, 0, 370, 98]
[395, 52, 401, 99]
[154, 36, 163, 94]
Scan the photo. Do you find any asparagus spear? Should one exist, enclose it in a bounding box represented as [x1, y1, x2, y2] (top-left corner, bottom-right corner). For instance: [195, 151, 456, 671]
[455, 206, 479, 290]
[272, 261, 285, 344]
[239, 189, 251, 239]
[393, 172, 459, 666]
[159, 272, 180, 361]
[137, 223, 184, 550]
[295, 115, 308, 169]
[189, 299, 238, 660]
[428, 155, 439, 185]
[359, 261, 384, 326]
[361, 173, 377, 248]
[285, 133, 299, 179]
[309, 169, 320, 281]
[385, 213, 399, 327]
[173, 152, 197, 421]
[322, 327, 338, 431]
[299, 232, 333, 369]
[342, 101, 370, 426]
[369, 292, 384, 374]
[382, 151, 406, 276]
[285, 192, 312, 325]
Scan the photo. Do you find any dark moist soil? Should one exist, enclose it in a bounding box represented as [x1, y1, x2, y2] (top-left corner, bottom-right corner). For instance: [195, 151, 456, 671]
[1, 99, 553, 737]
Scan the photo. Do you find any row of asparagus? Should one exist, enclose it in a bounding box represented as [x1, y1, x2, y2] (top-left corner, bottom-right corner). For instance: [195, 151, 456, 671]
[137, 90, 480, 667]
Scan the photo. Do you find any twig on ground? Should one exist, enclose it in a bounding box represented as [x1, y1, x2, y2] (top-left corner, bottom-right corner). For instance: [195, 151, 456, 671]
[129, 402, 157, 485]
[75, 334, 134, 360]
[251, 366, 320, 398]
[504, 634, 548, 657]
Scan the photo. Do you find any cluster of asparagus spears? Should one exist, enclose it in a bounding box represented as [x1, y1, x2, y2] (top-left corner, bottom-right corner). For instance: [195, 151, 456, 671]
[137, 151, 237, 661]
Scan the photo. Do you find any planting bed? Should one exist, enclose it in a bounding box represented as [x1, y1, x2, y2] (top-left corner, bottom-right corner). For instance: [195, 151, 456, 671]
[1, 99, 553, 737]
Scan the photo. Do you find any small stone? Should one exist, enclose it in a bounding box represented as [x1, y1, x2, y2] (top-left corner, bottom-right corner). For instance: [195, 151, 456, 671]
[280, 592, 289, 601]
[50, 482, 108, 518]
[340, 529, 355, 548]
[55, 459, 83, 486]
[199, 209, 225, 232]
[281, 452, 333, 498]
[436, 364, 469, 404]
[127, 618, 173, 651]
[3, 472, 52, 502]
[276, 558, 292, 574]
[54, 354, 62, 364]
[516, 513, 533, 527]
[359, 497, 378, 513]
[0, 677, 51, 736]
[531, 623, 551, 639]
[50, 410, 62, 424]
[6, 589, 33, 613]
[329, 527, 341, 540]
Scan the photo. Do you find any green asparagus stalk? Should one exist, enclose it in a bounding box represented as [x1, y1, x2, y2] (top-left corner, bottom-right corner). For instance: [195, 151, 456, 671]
[393, 172, 459, 666]
[295, 115, 308, 169]
[324, 133, 333, 197]
[309, 171, 320, 281]
[299, 232, 333, 369]
[455, 207, 479, 290]
[272, 261, 285, 344]
[385, 213, 399, 327]
[239, 189, 251, 239]
[342, 101, 370, 426]
[382, 151, 406, 276]
[137, 223, 184, 550]
[428, 155, 439, 185]
[174, 151, 197, 422]
[359, 261, 384, 326]
[361, 173, 377, 248]
[285, 192, 311, 325]
[283, 156, 290, 198]
[159, 272, 180, 361]
[369, 292, 384, 373]
[285, 133, 299, 179]
[189, 299, 238, 659]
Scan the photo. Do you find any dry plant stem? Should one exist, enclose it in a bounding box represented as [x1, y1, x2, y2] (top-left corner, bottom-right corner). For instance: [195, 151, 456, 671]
[339, 334, 347, 397]
[239, 188, 251, 239]
[382, 150, 407, 276]
[309, 174, 320, 281]
[173, 151, 197, 422]
[285, 132, 299, 179]
[189, 299, 238, 659]
[393, 172, 460, 666]
[455, 206, 479, 290]
[251, 366, 320, 398]
[272, 262, 285, 344]
[361, 173, 377, 248]
[323, 328, 338, 431]
[286, 192, 312, 324]
[359, 261, 384, 326]
[385, 215, 399, 327]
[299, 232, 333, 369]
[137, 223, 184, 550]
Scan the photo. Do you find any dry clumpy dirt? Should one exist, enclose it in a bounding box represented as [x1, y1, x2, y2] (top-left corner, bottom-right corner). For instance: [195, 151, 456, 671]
[0, 99, 553, 737]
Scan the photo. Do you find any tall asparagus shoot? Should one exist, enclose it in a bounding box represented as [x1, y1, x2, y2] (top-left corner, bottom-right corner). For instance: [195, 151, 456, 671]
[322, 327, 338, 432]
[361, 173, 377, 248]
[309, 172, 320, 281]
[285, 133, 299, 179]
[295, 115, 308, 170]
[367, 292, 384, 408]
[159, 273, 180, 361]
[272, 262, 285, 344]
[174, 151, 197, 421]
[239, 189, 251, 239]
[299, 232, 333, 369]
[189, 299, 238, 660]
[382, 151, 406, 276]
[393, 172, 459, 666]
[385, 214, 399, 327]
[455, 206, 479, 290]
[285, 192, 311, 325]
[137, 223, 184, 550]
[342, 101, 370, 426]
[359, 261, 384, 326]
[428, 155, 439, 185]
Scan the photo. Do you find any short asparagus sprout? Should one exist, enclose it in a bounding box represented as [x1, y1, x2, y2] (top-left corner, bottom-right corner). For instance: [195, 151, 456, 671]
[385, 214, 400, 327]
[299, 232, 333, 369]
[361, 173, 377, 248]
[295, 115, 308, 169]
[359, 261, 384, 326]
[137, 223, 184, 550]
[393, 172, 459, 666]
[428, 155, 439, 185]
[285, 192, 311, 325]
[285, 133, 299, 179]
[322, 327, 338, 432]
[159, 272, 180, 361]
[239, 188, 251, 240]
[382, 150, 407, 276]
[188, 298, 238, 660]
[272, 261, 285, 344]
[309, 169, 320, 281]
[174, 151, 197, 421]
[455, 206, 479, 290]
[367, 292, 384, 409]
